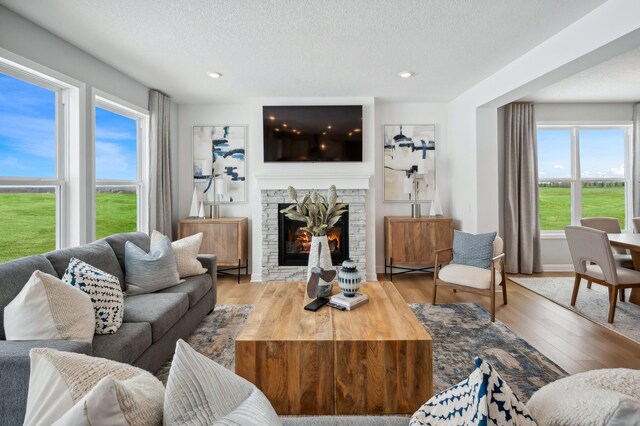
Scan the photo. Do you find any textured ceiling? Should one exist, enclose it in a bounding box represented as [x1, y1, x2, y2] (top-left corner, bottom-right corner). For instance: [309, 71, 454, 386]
[0, 0, 606, 103]
[521, 46, 640, 103]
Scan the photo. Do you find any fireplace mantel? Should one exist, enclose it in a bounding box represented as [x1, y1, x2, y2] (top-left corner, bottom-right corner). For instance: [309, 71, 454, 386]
[255, 174, 371, 190]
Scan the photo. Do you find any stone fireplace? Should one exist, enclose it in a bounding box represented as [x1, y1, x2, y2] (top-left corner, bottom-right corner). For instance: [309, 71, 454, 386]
[278, 203, 349, 266]
[260, 187, 366, 282]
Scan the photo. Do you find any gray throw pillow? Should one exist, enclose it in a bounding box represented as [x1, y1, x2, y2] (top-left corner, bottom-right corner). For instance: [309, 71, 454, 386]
[450, 230, 497, 269]
[125, 235, 182, 295]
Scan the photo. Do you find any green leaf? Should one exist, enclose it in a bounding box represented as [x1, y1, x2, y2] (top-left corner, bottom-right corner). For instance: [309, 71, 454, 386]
[328, 215, 341, 227]
[287, 186, 297, 201]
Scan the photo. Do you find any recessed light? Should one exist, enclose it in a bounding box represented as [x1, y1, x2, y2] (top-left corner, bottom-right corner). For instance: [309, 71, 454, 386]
[398, 71, 414, 78]
[207, 71, 222, 78]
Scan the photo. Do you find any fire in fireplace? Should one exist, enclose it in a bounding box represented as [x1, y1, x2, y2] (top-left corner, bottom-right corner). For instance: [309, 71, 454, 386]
[278, 203, 349, 266]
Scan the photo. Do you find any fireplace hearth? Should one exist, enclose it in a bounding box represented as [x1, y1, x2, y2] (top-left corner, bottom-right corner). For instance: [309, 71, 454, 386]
[278, 203, 349, 266]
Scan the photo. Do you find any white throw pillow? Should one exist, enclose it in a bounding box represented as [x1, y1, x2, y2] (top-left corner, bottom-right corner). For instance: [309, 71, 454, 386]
[527, 368, 640, 426]
[62, 257, 124, 335]
[151, 230, 207, 278]
[164, 339, 282, 426]
[23, 348, 164, 426]
[3, 270, 94, 343]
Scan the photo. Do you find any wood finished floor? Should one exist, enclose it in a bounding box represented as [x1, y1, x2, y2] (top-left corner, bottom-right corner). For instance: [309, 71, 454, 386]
[217, 272, 640, 375]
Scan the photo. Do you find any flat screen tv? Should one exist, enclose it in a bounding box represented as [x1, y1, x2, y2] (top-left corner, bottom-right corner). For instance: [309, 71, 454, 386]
[263, 105, 363, 162]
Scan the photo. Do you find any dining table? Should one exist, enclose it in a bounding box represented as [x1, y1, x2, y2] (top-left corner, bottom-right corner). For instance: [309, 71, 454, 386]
[608, 233, 640, 305]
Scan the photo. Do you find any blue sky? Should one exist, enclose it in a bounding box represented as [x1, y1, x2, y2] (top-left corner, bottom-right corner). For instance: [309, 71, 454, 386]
[538, 128, 625, 179]
[0, 72, 136, 180]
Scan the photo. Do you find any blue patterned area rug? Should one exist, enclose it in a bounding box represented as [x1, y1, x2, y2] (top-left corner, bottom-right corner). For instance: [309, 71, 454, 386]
[410, 303, 565, 402]
[156, 303, 565, 402]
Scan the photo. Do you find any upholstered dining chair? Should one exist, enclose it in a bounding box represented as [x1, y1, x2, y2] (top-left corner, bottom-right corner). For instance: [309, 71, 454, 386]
[432, 236, 506, 322]
[565, 226, 640, 323]
[634, 217, 640, 233]
[580, 217, 634, 299]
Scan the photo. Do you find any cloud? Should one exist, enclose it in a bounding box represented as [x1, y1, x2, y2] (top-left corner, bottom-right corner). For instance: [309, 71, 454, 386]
[539, 171, 546, 176]
[0, 113, 56, 159]
[95, 141, 136, 180]
[610, 164, 624, 176]
[96, 128, 136, 141]
[553, 164, 565, 170]
[0, 155, 19, 168]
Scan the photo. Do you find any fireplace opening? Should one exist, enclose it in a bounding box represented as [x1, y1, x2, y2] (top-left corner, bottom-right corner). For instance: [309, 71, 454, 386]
[278, 203, 349, 266]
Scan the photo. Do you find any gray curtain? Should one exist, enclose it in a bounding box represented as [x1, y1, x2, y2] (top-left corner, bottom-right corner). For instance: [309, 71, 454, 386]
[148, 90, 173, 237]
[633, 103, 640, 218]
[504, 103, 542, 274]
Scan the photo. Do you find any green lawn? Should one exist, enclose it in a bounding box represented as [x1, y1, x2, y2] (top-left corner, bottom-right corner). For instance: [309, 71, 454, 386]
[0, 193, 136, 263]
[539, 186, 625, 231]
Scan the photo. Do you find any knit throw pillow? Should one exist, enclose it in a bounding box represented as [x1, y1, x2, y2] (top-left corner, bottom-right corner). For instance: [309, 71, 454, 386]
[3, 270, 94, 343]
[410, 357, 536, 426]
[23, 348, 164, 426]
[451, 230, 497, 269]
[62, 257, 124, 335]
[151, 230, 207, 278]
[125, 234, 182, 295]
[164, 339, 282, 426]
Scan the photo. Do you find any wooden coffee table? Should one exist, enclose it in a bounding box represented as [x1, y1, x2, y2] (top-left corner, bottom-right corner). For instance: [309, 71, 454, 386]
[235, 281, 433, 415]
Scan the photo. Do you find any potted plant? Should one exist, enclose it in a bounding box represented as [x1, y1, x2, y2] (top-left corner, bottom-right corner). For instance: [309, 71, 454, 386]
[280, 185, 347, 297]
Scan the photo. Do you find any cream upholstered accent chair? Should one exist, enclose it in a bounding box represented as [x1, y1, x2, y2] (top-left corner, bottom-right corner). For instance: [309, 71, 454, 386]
[432, 236, 506, 322]
[565, 226, 640, 323]
[580, 217, 634, 299]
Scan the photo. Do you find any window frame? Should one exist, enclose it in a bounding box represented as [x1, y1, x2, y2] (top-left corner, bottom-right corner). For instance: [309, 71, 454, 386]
[537, 123, 632, 238]
[0, 62, 69, 249]
[92, 90, 149, 239]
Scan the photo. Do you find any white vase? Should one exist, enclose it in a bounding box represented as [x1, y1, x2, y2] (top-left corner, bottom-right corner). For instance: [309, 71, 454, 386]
[307, 235, 335, 298]
[189, 187, 199, 217]
[430, 186, 443, 216]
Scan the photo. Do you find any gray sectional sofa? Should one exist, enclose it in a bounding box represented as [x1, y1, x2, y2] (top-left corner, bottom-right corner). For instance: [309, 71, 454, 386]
[0, 232, 217, 426]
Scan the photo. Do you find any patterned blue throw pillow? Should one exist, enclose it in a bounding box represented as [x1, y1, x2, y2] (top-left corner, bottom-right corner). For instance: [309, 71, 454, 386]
[62, 257, 124, 335]
[410, 357, 536, 426]
[451, 230, 497, 269]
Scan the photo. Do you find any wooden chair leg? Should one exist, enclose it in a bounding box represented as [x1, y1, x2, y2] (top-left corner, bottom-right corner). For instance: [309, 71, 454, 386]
[570, 274, 581, 306]
[490, 288, 496, 322]
[432, 282, 438, 305]
[608, 285, 618, 323]
[502, 281, 508, 305]
[587, 280, 592, 289]
[619, 288, 626, 302]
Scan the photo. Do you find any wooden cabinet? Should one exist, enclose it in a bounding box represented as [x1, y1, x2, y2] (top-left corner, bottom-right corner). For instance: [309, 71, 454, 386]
[178, 217, 248, 282]
[384, 217, 453, 280]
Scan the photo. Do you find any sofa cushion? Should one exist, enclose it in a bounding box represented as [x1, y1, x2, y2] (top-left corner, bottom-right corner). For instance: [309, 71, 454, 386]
[102, 232, 150, 290]
[44, 239, 124, 285]
[164, 339, 281, 426]
[62, 257, 124, 335]
[281, 417, 410, 426]
[123, 293, 189, 342]
[23, 348, 164, 426]
[526, 368, 640, 426]
[158, 274, 212, 308]
[125, 236, 182, 295]
[4, 271, 95, 343]
[152, 230, 208, 278]
[0, 255, 56, 339]
[92, 322, 152, 365]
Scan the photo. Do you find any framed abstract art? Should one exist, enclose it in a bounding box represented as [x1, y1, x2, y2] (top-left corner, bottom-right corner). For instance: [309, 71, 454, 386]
[383, 124, 436, 202]
[193, 125, 247, 203]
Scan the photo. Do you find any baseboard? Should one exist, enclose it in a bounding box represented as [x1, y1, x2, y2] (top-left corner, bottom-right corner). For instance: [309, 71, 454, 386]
[542, 264, 573, 272]
[250, 273, 263, 283]
[366, 273, 378, 282]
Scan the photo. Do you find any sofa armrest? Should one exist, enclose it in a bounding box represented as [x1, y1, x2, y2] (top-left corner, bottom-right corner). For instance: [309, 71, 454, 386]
[197, 254, 218, 306]
[0, 340, 92, 425]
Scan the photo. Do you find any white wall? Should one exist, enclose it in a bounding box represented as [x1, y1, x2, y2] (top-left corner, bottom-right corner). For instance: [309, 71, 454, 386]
[373, 102, 448, 272]
[0, 5, 153, 244]
[536, 102, 634, 269]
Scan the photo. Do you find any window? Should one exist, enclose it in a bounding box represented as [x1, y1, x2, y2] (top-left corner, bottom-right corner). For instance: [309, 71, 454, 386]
[94, 97, 147, 240]
[537, 125, 630, 233]
[0, 69, 66, 262]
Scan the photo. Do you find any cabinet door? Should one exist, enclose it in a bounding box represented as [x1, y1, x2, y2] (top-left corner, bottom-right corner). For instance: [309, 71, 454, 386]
[211, 223, 239, 265]
[180, 223, 212, 254]
[389, 221, 434, 264]
[433, 221, 453, 263]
